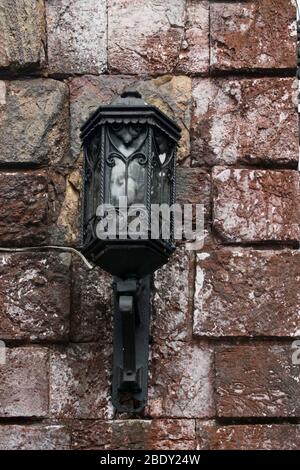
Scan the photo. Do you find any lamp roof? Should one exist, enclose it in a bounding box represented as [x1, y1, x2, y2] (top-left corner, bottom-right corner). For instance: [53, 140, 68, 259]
[80, 89, 181, 142]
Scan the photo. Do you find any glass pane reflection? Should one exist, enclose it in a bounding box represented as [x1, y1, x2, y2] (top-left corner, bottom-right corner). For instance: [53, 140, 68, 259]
[151, 165, 171, 206]
[110, 159, 126, 206]
[128, 160, 145, 205]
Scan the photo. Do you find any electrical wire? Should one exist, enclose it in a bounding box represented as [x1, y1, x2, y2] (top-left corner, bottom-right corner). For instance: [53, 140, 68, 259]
[0, 245, 94, 270]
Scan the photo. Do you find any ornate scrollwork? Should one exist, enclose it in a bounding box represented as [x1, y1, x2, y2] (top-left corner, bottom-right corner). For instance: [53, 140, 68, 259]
[105, 121, 150, 196]
[106, 152, 123, 167]
[106, 151, 148, 168]
[108, 122, 148, 159]
[134, 152, 148, 166]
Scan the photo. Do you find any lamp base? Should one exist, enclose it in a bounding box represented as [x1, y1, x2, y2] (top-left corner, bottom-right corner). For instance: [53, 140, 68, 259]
[83, 238, 174, 278]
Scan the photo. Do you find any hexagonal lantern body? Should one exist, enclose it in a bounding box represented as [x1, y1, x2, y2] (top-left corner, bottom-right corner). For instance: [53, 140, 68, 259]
[80, 90, 181, 279]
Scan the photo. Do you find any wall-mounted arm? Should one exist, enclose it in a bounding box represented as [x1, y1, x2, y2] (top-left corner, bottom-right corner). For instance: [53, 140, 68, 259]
[112, 276, 151, 413]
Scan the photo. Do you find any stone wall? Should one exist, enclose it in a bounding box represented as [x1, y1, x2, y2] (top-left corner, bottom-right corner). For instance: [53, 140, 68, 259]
[0, 0, 299, 450]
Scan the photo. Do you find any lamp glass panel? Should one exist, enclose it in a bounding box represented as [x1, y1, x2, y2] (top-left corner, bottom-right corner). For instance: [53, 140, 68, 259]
[106, 122, 148, 207]
[109, 159, 126, 206]
[151, 129, 174, 206]
[128, 160, 146, 206]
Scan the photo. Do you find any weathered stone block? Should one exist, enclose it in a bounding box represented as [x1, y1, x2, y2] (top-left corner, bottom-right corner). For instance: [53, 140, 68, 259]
[196, 421, 300, 450]
[0, 171, 48, 246]
[0, 253, 71, 342]
[176, 0, 209, 74]
[0, 79, 69, 167]
[194, 249, 300, 337]
[0, 0, 45, 71]
[108, 0, 185, 75]
[50, 344, 113, 419]
[0, 171, 81, 247]
[210, 0, 296, 71]
[72, 420, 150, 450]
[48, 168, 83, 247]
[213, 167, 300, 243]
[176, 168, 211, 222]
[72, 419, 195, 450]
[70, 259, 112, 343]
[148, 342, 214, 418]
[191, 78, 298, 167]
[49, 170, 81, 246]
[147, 419, 196, 450]
[0, 347, 48, 417]
[215, 343, 300, 417]
[46, 0, 107, 74]
[0, 425, 70, 450]
[153, 246, 194, 344]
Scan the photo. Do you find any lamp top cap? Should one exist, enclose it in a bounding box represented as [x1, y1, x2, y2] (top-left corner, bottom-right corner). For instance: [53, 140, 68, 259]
[121, 90, 142, 99]
[112, 89, 147, 106]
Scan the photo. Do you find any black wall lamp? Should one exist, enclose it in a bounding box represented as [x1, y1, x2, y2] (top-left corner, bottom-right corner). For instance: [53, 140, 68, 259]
[80, 90, 181, 413]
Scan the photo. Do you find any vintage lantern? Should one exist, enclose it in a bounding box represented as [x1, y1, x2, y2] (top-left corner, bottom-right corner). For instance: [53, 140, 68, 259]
[80, 90, 181, 412]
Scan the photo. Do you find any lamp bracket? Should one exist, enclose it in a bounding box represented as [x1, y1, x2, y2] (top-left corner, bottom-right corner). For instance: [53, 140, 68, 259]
[112, 275, 151, 413]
